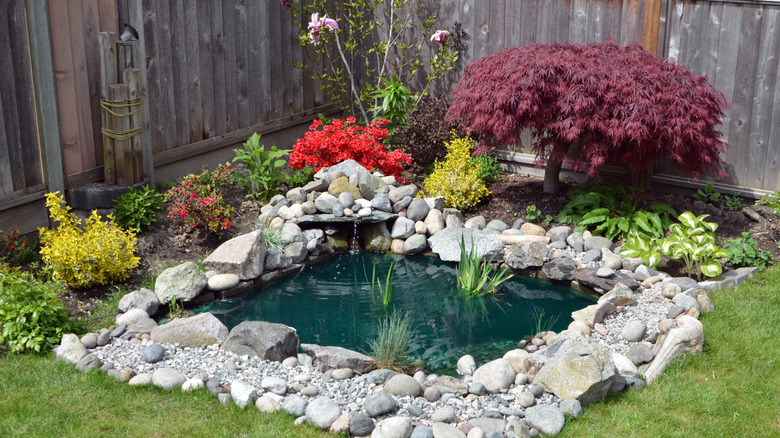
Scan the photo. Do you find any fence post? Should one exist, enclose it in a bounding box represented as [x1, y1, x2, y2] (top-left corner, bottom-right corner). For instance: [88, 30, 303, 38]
[122, 68, 143, 183]
[126, 0, 154, 187]
[110, 84, 133, 185]
[99, 32, 118, 184]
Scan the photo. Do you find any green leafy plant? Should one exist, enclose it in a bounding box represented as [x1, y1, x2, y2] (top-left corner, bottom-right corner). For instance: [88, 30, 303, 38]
[369, 73, 415, 131]
[472, 152, 501, 184]
[620, 212, 730, 279]
[692, 182, 722, 204]
[167, 295, 186, 319]
[555, 182, 677, 240]
[756, 191, 780, 217]
[38, 192, 140, 288]
[262, 226, 285, 251]
[722, 232, 774, 270]
[364, 258, 397, 309]
[288, 166, 314, 188]
[456, 236, 513, 297]
[113, 185, 165, 232]
[724, 192, 746, 211]
[233, 133, 290, 201]
[525, 205, 542, 222]
[0, 265, 72, 353]
[0, 227, 40, 266]
[366, 310, 417, 372]
[542, 214, 555, 226]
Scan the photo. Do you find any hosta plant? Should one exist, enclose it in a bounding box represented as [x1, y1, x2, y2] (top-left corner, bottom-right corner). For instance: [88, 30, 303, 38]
[692, 182, 722, 204]
[233, 133, 290, 201]
[448, 40, 730, 193]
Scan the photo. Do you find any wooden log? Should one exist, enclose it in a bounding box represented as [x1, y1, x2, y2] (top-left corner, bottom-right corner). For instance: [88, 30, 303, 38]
[110, 84, 133, 185]
[494, 235, 551, 245]
[122, 68, 143, 183]
[99, 32, 117, 184]
[116, 40, 137, 72]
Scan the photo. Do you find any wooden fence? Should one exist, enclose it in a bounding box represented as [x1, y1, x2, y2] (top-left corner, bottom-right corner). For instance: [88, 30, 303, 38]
[2, 0, 779, 234]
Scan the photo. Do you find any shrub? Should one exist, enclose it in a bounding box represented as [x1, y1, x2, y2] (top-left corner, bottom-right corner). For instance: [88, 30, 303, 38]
[723, 232, 774, 270]
[0, 265, 73, 353]
[232, 133, 290, 201]
[448, 40, 730, 193]
[394, 96, 455, 173]
[289, 117, 412, 181]
[166, 164, 235, 237]
[367, 310, 417, 372]
[472, 152, 501, 184]
[419, 134, 490, 211]
[288, 165, 314, 188]
[0, 227, 40, 266]
[756, 191, 780, 217]
[38, 192, 140, 288]
[113, 185, 165, 232]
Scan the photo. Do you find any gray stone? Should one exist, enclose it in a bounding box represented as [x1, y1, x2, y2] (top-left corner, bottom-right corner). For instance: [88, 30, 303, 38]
[672, 293, 701, 311]
[338, 192, 355, 210]
[472, 359, 516, 393]
[389, 184, 418, 203]
[566, 232, 585, 252]
[584, 236, 613, 252]
[424, 209, 445, 235]
[464, 216, 487, 230]
[283, 394, 309, 416]
[431, 422, 465, 438]
[421, 375, 469, 396]
[423, 196, 445, 211]
[207, 273, 240, 291]
[75, 353, 102, 372]
[520, 222, 546, 235]
[286, 187, 307, 203]
[598, 283, 636, 306]
[541, 257, 578, 281]
[603, 255, 622, 270]
[428, 227, 503, 262]
[256, 394, 282, 413]
[154, 261, 207, 303]
[410, 425, 434, 438]
[118, 288, 161, 316]
[182, 378, 205, 392]
[457, 354, 477, 376]
[152, 367, 187, 390]
[516, 391, 535, 408]
[406, 403, 423, 417]
[627, 342, 655, 364]
[559, 399, 582, 419]
[301, 200, 318, 215]
[532, 335, 616, 406]
[696, 289, 715, 312]
[406, 198, 430, 222]
[259, 376, 287, 395]
[485, 219, 509, 233]
[431, 405, 458, 423]
[612, 353, 639, 377]
[572, 268, 640, 293]
[110, 325, 126, 338]
[230, 379, 258, 408]
[151, 312, 228, 347]
[424, 385, 442, 402]
[315, 192, 339, 213]
[469, 382, 487, 396]
[264, 248, 292, 271]
[546, 226, 572, 243]
[371, 193, 393, 213]
[359, 174, 390, 200]
[284, 241, 308, 264]
[643, 315, 704, 383]
[596, 267, 615, 278]
[662, 282, 683, 299]
[116, 308, 152, 328]
[97, 328, 111, 346]
[56, 333, 87, 364]
[80, 332, 98, 349]
[373, 416, 412, 438]
[403, 234, 428, 254]
[504, 242, 551, 270]
[301, 343, 374, 373]
[391, 217, 416, 239]
[142, 343, 165, 363]
[581, 249, 602, 263]
[446, 214, 465, 229]
[393, 196, 413, 213]
[305, 396, 342, 430]
[570, 302, 615, 327]
[221, 321, 299, 361]
[300, 385, 319, 397]
[364, 390, 397, 417]
[361, 222, 392, 252]
[315, 160, 372, 182]
[668, 276, 701, 291]
[468, 418, 505, 435]
[384, 374, 422, 397]
[331, 367, 354, 380]
[524, 405, 565, 436]
[621, 320, 647, 342]
[350, 413, 376, 436]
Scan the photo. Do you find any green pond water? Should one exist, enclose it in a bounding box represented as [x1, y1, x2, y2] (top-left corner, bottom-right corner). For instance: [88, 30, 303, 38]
[194, 250, 595, 371]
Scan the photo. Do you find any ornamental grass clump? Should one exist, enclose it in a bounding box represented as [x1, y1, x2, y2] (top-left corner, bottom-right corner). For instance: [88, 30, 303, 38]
[38, 192, 140, 288]
[419, 133, 490, 211]
[367, 310, 417, 372]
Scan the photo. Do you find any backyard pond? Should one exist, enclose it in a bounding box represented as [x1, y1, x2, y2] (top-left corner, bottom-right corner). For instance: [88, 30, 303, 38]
[194, 250, 596, 372]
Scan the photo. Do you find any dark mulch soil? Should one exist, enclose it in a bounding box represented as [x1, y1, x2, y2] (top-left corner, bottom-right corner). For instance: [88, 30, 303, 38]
[58, 172, 780, 319]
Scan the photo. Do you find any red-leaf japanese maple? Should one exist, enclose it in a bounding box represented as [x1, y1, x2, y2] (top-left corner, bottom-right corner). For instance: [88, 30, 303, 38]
[447, 40, 730, 193]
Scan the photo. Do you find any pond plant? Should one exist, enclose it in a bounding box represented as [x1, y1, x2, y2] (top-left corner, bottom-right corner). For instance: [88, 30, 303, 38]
[366, 310, 417, 372]
[456, 237, 513, 297]
[364, 257, 397, 309]
[448, 40, 731, 193]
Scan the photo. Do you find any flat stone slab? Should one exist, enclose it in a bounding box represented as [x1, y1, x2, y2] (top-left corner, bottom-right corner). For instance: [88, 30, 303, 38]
[494, 234, 551, 245]
[294, 211, 397, 225]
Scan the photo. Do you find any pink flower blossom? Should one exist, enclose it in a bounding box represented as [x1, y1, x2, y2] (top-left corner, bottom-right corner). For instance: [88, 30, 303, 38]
[307, 13, 339, 44]
[430, 30, 450, 45]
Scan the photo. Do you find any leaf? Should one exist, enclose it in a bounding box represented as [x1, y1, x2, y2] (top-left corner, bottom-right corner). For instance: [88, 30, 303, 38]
[700, 260, 723, 277]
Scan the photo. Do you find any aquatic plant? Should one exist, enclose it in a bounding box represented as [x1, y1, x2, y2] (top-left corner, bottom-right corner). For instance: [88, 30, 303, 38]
[367, 310, 417, 372]
[456, 236, 513, 297]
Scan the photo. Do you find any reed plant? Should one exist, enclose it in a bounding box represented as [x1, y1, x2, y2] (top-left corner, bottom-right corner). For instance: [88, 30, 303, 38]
[367, 310, 416, 372]
[364, 257, 396, 309]
[456, 236, 513, 297]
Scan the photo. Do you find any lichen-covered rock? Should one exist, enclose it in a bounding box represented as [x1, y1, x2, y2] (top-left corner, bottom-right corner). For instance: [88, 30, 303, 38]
[151, 312, 228, 347]
[221, 321, 299, 361]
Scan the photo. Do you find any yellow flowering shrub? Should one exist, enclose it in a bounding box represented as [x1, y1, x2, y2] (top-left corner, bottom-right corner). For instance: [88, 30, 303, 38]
[419, 134, 490, 211]
[38, 192, 140, 288]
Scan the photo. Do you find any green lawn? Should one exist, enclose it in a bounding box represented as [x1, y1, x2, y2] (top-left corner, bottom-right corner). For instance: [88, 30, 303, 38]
[1, 268, 778, 437]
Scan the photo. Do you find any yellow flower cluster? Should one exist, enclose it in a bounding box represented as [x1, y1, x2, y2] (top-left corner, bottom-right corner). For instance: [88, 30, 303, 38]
[419, 134, 490, 211]
[39, 192, 140, 288]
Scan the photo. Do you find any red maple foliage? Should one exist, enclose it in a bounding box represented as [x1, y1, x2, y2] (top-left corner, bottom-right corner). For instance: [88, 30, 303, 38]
[447, 40, 730, 192]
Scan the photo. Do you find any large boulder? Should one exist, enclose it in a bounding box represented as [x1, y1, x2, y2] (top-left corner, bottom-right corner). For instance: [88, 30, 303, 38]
[532, 335, 617, 406]
[573, 268, 640, 294]
[541, 256, 578, 280]
[472, 358, 516, 393]
[427, 227, 503, 262]
[118, 288, 161, 316]
[56, 333, 87, 364]
[301, 343, 374, 373]
[328, 176, 362, 200]
[116, 308, 158, 336]
[524, 405, 566, 436]
[315, 159, 372, 182]
[221, 321, 299, 361]
[150, 312, 229, 347]
[406, 198, 430, 222]
[361, 222, 392, 252]
[203, 230, 265, 280]
[154, 261, 207, 303]
[504, 242, 552, 270]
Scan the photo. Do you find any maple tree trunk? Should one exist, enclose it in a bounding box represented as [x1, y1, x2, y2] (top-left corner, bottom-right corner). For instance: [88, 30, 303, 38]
[543, 157, 563, 194]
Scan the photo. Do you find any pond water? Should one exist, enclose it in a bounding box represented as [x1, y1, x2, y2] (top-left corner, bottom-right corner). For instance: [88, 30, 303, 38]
[194, 250, 595, 371]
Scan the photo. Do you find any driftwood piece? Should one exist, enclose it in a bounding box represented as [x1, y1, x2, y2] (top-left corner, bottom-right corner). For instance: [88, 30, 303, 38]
[642, 315, 704, 383]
